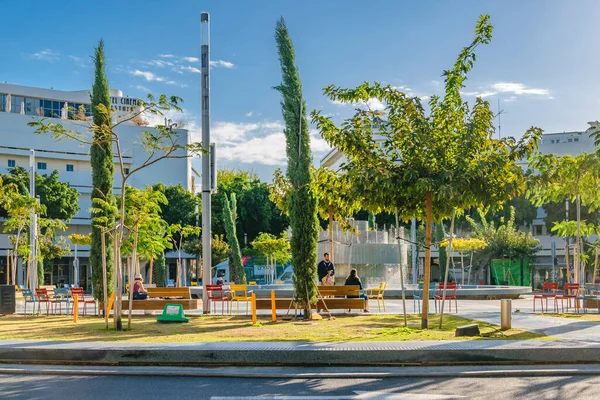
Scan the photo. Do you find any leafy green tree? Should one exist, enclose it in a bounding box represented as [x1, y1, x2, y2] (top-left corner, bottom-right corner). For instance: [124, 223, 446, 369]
[467, 207, 541, 284]
[37, 218, 70, 284]
[0, 167, 80, 221]
[275, 17, 319, 315]
[214, 169, 288, 246]
[542, 201, 599, 234]
[528, 152, 600, 284]
[168, 224, 201, 287]
[251, 232, 291, 284]
[222, 193, 245, 284]
[89, 39, 115, 304]
[153, 183, 197, 227]
[312, 15, 541, 328]
[155, 252, 166, 287]
[30, 44, 202, 330]
[183, 234, 231, 269]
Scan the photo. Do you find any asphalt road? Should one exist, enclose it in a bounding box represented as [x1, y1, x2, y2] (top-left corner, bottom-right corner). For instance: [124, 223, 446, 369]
[1, 365, 600, 400]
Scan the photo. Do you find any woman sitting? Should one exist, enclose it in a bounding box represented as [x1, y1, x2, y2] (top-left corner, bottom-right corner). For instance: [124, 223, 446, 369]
[344, 269, 369, 312]
[132, 273, 148, 300]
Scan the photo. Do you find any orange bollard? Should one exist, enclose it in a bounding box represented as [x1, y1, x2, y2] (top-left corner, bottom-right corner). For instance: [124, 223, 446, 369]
[271, 290, 277, 322]
[73, 294, 78, 323]
[251, 292, 257, 325]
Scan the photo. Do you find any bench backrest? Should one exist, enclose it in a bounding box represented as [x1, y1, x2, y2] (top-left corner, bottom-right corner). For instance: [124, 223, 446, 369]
[147, 287, 191, 299]
[318, 285, 360, 297]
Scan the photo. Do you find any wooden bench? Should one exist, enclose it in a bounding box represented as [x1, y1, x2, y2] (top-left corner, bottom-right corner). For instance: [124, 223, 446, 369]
[255, 285, 366, 312]
[122, 287, 201, 311]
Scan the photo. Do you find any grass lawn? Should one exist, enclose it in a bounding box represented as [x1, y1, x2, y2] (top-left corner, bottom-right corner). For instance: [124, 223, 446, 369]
[543, 312, 600, 321]
[0, 314, 545, 342]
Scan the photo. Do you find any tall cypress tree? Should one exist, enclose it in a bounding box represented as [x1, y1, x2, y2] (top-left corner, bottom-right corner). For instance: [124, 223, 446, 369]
[223, 193, 245, 284]
[90, 40, 114, 301]
[274, 18, 319, 316]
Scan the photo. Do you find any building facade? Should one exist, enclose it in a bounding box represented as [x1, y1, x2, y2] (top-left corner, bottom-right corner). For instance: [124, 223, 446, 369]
[0, 83, 192, 288]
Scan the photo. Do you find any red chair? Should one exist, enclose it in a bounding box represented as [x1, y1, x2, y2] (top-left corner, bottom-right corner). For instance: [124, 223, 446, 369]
[206, 284, 230, 315]
[70, 287, 97, 316]
[557, 283, 580, 313]
[434, 282, 458, 313]
[533, 282, 559, 313]
[35, 288, 51, 315]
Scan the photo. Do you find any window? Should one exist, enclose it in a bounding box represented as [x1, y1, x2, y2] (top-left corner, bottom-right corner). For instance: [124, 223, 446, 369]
[66, 164, 74, 172]
[7, 159, 15, 168]
[568, 138, 573, 143]
[574, 138, 579, 142]
[534, 225, 543, 236]
[37, 162, 47, 170]
[124, 168, 130, 175]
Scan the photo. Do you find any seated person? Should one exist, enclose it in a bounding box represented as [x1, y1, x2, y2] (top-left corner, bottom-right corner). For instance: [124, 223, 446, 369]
[132, 273, 148, 300]
[344, 269, 369, 312]
[321, 270, 334, 286]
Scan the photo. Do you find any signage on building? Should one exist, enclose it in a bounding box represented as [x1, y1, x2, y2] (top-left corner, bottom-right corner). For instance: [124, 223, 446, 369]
[110, 97, 140, 112]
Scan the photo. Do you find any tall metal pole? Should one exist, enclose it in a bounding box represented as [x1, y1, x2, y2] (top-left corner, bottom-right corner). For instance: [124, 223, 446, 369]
[201, 11, 212, 313]
[29, 150, 37, 290]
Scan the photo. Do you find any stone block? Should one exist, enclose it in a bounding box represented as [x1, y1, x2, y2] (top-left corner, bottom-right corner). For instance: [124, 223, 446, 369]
[455, 324, 480, 337]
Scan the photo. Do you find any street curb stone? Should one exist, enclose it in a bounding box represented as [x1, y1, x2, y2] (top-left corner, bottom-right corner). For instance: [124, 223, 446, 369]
[1, 340, 600, 366]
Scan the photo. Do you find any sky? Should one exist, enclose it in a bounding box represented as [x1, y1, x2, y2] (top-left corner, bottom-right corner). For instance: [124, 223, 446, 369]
[2, 0, 600, 181]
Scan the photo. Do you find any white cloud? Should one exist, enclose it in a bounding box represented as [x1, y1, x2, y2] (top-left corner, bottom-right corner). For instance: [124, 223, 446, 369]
[146, 59, 173, 68]
[420, 95, 431, 101]
[132, 70, 165, 82]
[504, 96, 517, 103]
[309, 128, 332, 153]
[134, 85, 150, 92]
[69, 55, 83, 62]
[363, 98, 385, 111]
[180, 65, 201, 74]
[491, 82, 549, 96]
[210, 60, 235, 69]
[461, 91, 497, 98]
[245, 111, 253, 117]
[391, 85, 412, 92]
[172, 67, 184, 74]
[32, 49, 59, 62]
[183, 56, 200, 63]
[159, 54, 175, 58]
[329, 99, 346, 106]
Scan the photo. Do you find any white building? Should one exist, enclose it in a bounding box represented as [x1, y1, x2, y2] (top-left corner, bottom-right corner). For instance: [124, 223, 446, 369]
[0, 83, 192, 288]
[320, 126, 597, 286]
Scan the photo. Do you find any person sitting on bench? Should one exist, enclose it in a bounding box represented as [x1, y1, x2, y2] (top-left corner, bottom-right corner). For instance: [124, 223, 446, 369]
[344, 269, 369, 312]
[133, 274, 148, 300]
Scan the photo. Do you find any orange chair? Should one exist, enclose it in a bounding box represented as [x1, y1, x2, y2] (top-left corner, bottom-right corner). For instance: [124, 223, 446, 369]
[557, 283, 580, 313]
[533, 282, 559, 313]
[434, 282, 458, 313]
[206, 284, 230, 315]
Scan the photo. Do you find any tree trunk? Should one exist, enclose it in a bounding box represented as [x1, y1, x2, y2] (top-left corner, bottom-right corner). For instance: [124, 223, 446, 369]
[439, 209, 456, 329]
[461, 252, 465, 285]
[127, 230, 138, 330]
[101, 231, 108, 328]
[6, 251, 10, 285]
[565, 243, 571, 284]
[593, 248, 599, 284]
[148, 258, 154, 286]
[421, 190, 433, 329]
[113, 231, 122, 331]
[395, 208, 407, 328]
[329, 205, 334, 262]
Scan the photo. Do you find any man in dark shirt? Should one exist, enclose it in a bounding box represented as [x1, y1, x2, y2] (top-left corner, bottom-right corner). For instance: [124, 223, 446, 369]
[317, 253, 335, 284]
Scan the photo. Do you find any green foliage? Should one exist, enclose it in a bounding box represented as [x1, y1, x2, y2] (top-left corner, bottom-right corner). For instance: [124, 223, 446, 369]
[183, 234, 231, 267]
[214, 169, 288, 245]
[0, 167, 80, 221]
[543, 201, 599, 234]
[251, 232, 291, 264]
[222, 193, 245, 284]
[89, 39, 115, 302]
[152, 183, 197, 227]
[68, 234, 92, 246]
[467, 207, 541, 265]
[155, 252, 166, 287]
[274, 17, 320, 312]
[121, 186, 172, 261]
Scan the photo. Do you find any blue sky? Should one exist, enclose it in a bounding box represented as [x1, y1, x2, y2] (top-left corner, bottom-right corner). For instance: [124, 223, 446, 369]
[2, 0, 600, 180]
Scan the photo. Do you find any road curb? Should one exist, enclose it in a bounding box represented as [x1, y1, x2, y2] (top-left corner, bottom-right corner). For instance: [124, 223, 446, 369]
[2, 340, 600, 367]
[3, 364, 600, 378]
